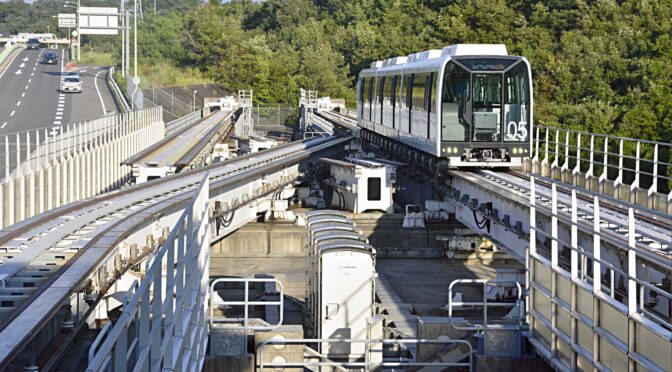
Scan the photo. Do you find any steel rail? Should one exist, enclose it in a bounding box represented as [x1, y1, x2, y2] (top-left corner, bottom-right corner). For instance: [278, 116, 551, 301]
[0, 135, 351, 369]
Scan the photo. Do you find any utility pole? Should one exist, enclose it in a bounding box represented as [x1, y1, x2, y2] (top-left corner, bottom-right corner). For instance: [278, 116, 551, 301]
[77, 0, 80, 61]
[125, 11, 130, 77]
[134, 0, 138, 78]
[121, 0, 125, 77]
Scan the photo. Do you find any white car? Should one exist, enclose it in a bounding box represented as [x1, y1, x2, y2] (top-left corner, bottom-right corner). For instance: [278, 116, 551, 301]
[60, 74, 82, 93]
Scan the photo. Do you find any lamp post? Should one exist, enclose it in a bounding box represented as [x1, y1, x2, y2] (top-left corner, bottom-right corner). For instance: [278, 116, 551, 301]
[64, 1, 79, 61]
[193, 90, 198, 112]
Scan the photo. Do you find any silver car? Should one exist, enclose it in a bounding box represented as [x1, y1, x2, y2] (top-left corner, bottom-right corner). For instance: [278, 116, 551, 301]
[60, 74, 82, 93]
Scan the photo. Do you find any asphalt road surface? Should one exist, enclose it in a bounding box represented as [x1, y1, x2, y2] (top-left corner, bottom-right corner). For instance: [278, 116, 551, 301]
[0, 47, 118, 136]
[0, 47, 118, 174]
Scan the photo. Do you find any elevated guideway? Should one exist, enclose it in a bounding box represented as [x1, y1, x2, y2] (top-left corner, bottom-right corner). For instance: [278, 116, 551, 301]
[121, 109, 237, 182]
[0, 134, 351, 370]
[321, 109, 672, 371]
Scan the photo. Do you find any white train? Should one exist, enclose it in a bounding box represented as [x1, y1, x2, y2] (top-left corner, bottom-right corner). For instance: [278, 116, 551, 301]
[356, 44, 532, 167]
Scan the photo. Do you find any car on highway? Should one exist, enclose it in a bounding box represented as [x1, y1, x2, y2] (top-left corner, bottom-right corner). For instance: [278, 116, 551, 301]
[27, 38, 40, 50]
[42, 52, 58, 65]
[60, 73, 82, 93]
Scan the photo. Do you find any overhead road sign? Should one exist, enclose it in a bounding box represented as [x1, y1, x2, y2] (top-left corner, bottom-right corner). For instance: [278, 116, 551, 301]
[79, 7, 119, 35]
[58, 13, 77, 28]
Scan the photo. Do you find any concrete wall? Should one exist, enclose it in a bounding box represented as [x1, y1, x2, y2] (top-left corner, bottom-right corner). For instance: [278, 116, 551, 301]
[211, 213, 467, 259]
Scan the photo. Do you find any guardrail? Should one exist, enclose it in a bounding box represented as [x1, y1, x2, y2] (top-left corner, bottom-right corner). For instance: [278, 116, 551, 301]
[528, 176, 672, 371]
[106, 67, 130, 112]
[529, 125, 671, 211]
[87, 174, 211, 372]
[165, 110, 202, 137]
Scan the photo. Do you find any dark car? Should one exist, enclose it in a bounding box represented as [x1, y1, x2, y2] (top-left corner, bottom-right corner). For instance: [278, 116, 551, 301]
[27, 38, 40, 50]
[42, 52, 58, 65]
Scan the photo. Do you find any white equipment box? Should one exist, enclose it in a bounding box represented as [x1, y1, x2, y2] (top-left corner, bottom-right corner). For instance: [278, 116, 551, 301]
[322, 157, 396, 213]
[304, 210, 377, 359]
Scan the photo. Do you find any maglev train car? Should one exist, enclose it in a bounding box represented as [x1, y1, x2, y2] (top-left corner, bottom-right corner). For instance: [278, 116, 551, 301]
[356, 44, 532, 167]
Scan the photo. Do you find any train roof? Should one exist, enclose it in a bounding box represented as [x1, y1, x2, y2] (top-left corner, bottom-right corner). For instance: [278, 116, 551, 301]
[359, 44, 525, 77]
[304, 210, 349, 220]
[312, 231, 365, 245]
[317, 239, 376, 255]
[307, 216, 352, 229]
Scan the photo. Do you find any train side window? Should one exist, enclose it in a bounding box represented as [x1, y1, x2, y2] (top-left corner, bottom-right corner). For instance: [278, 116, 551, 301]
[393, 76, 401, 129]
[411, 73, 427, 138]
[358, 78, 365, 118]
[367, 177, 382, 201]
[399, 75, 411, 133]
[367, 78, 374, 121]
[441, 62, 470, 142]
[426, 73, 437, 139]
[379, 77, 385, 125]
[383, 76, 394, 128]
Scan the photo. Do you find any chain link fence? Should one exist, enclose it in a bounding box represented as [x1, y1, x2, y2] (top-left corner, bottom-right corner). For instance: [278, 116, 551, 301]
[252, 106, 298, 141]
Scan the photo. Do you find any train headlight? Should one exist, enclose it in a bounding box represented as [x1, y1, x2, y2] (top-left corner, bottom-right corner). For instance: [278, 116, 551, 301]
[512, 148, 518, 154]
[453, 147, 458, 153]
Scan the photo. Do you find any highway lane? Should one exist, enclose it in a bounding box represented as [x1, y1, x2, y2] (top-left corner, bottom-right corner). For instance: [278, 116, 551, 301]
[0, 47, 68, 135]
[0, 48, 120, 175]
[68, 66, 118, 123]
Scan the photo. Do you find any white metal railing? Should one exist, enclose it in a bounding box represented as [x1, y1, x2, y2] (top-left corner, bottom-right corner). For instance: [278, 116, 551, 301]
[528, 176, 672, 371]
[209, 277, 284, 331]
[165, 110, 202, 137]
[256, 338, 473, 372]
[531, 125, 671, 196]
[87, 173, 211, 372]
[447, 279, 524, 357]
[0, 107, 164, 228]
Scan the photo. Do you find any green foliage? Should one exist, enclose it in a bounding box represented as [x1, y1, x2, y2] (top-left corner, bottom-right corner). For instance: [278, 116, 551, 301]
[2, 0, 671, 143]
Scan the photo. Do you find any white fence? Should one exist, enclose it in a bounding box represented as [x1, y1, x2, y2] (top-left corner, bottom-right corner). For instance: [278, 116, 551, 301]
[0, 107, 164, 228]
[87, 174, 210, 372]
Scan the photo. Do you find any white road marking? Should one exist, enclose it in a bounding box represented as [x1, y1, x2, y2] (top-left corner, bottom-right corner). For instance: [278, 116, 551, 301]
[55, 116, 63, 120]
[25, 85, 29, 90]
[94, 70, 108, 115]
[79, 69, 87, 73]
[30, 72, 34, 77]
[28, 79, 31, 83]
[58, 104, 64, 108]
[22, 57, 28, 62]
[53, 121, 62, 125]
[33, 67, 36, 71]
[19, 63, 25, 68]
[0, 48, 25, 79]
[21, 92, 25, 97]
[16, 101, 21, 106]
[10, 111, 15, 117]
[1, 122, 6, 129]
[14, 70, 22, 75]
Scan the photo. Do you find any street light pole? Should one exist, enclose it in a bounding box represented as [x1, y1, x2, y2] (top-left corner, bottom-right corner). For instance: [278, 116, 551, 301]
[77, 0, 80, 61]
[120, 0, 125, 77]
[134, 0, 138, 78]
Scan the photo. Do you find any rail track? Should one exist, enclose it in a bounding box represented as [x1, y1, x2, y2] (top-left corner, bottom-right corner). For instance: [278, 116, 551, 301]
[0, 134, 351, 370]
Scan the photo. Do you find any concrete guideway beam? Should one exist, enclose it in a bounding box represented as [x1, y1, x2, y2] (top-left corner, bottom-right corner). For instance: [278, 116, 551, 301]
[0, 134, 352, 370]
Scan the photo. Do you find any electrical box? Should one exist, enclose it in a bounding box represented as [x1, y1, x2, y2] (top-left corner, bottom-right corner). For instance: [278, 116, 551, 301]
[304, 210, 376, 360]
[321, 157, 396, 213]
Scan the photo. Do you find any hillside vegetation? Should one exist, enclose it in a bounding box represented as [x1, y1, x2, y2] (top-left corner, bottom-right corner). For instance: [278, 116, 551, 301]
[2, 0, 671, 142]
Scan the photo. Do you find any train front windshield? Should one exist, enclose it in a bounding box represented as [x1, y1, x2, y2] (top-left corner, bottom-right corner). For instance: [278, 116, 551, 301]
[441, 58, 530, 144]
